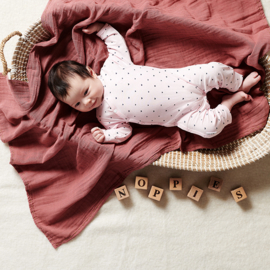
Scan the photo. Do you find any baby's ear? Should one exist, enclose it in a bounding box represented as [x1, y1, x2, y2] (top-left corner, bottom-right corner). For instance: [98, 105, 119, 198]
[86, 66, 97, 78]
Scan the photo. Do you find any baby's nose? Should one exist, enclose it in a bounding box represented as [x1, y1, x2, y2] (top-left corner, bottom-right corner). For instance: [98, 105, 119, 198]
[83, 97, 91, 105]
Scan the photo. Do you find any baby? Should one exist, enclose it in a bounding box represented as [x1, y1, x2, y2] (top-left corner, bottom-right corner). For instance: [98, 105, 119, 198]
[48, 22, 261, 144]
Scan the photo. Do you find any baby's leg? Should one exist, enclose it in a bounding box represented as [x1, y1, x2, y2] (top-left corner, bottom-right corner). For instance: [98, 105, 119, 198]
[221, 91, 252, 111]
[181, 91, 252, 138]
[179, 62, 243, 94]
[220, 72, 260, 111]
[181, 104, 232, 139]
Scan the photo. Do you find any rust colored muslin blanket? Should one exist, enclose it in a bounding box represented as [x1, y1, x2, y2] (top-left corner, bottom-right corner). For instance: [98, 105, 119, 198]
[0, 0, 270, 248]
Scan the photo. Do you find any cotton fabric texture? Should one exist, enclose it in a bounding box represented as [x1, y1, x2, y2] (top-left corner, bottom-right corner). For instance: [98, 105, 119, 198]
[95, 24, 243, 142]
[0, 0, 269, 248]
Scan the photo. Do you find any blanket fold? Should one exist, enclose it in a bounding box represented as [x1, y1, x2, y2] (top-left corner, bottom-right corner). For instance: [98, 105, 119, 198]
[0, 0, 270, 248]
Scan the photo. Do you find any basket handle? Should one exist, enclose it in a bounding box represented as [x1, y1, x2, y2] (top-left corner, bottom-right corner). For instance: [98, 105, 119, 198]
[0, 31, 22, 76]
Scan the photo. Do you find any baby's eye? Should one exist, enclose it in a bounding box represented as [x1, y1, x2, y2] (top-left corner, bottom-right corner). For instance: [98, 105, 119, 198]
[75, 102, 80, 107]
[84, 89, 88, 96]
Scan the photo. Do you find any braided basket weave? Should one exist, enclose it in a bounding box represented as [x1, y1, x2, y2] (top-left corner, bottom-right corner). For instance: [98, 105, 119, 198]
[1, 21, 270, 171]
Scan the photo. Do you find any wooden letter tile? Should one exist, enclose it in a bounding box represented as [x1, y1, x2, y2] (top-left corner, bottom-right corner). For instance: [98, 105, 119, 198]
[169, 178, 182, 191]
[231, 187, 247, 202]
[114, 185, 130, 201]
[208, 176, 223, 192]
[187, 186, 204, 202]
[148, 186, 164, 201]
[135, 176, 148, 190]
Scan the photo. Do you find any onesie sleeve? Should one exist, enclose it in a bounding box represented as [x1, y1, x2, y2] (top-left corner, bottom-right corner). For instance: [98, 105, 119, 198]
[100, 122, 133, 144]
[96, 23, 133, 65]
[96, 102, 133, 143]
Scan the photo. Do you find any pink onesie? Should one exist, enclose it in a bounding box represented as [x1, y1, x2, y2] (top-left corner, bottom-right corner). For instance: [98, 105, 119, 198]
[96, 24, 243, 143]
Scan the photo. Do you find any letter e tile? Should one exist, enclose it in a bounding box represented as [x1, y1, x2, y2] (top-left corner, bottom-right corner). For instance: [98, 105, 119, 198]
[208, 176, 223, 192]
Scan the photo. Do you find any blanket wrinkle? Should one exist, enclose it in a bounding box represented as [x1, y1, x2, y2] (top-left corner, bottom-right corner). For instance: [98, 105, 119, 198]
[185, 0, 211, 21]
[0, 75, 27, 117]
[0, 0, 270, 248]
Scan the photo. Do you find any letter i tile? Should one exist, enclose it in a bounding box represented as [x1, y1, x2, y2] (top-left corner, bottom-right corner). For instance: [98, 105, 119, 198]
[187, 186, 204, 202]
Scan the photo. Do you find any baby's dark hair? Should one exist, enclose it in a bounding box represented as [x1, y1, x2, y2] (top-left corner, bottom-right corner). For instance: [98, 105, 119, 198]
[48, 60, 92, 99]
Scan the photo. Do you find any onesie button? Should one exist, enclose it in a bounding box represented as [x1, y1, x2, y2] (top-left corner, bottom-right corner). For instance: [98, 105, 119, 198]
[114, 109, 117, 113]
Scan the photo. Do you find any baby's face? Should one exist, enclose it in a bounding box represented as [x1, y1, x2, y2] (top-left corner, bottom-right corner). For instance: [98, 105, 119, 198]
[61, 68, 104, 112]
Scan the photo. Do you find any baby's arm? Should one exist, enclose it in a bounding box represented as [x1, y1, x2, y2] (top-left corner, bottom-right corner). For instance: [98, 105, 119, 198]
[83, 22, 133, 65]
[82, 22, 104, 35]
[91, 123, 132, 144]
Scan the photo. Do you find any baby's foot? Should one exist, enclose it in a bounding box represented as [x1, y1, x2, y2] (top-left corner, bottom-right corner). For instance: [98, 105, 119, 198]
[221, 91, 252, 111]
[238, 72, 261, 93]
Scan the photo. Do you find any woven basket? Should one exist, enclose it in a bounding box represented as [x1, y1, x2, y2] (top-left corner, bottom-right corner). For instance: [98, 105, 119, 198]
[1, 21, 270, 172]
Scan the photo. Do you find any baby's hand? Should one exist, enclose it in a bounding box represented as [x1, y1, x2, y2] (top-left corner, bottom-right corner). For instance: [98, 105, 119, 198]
[82, 22, 105, 35]
[91, 127, 105, 143]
